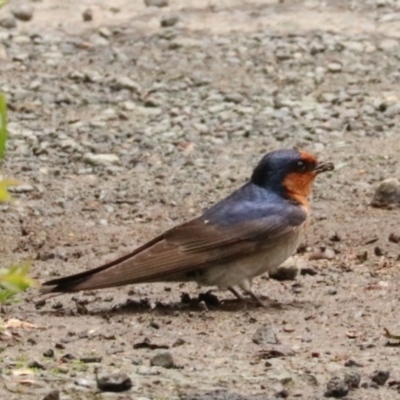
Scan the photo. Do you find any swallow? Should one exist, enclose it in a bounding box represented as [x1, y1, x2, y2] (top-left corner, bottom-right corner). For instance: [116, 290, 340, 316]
[40, 149, 334, 306]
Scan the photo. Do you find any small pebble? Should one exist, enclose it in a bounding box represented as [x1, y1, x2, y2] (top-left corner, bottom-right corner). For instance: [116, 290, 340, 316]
[274, 257, 304, 281]
[111, 76, 141, 92]
[43, 349, 55, 358]
[259, 344, 295, 358]
[371, 178, 400, 208]
[60, 353, 76, 362]
[224, 93, 244, 103]
[80, 356, 102, 363]
[301, 267, 318, 276]
[389, 233, 400, 243]
[270, 264, 299, 281]
[149, 320, 160, 329]
[99, 27, 112, 38]
[344, 371, 361, 389]
[11, 3, 34, 21]
[0, 16, 17, 29]
[144, 0, 168, 7]
[150, 351, 174, 368]
[9, 184, 34, 193]
[96, 371, 132, 392]
[27, 360, 46, 370]
[276, 389, 289, 398]
[172, 338, 185, 347]
[131, 358, 142, 365]
[344, 359, 363, 367]
[325, 376, 349, 398]
[327, 62, 342, 73]
[42, 390, 60, 400]
[52, 302, 63, 310]
[83, 153, 120, 166]
[371, 370, 390, 386]
[82, 8, 93, 22]
[161, 15, 179, 27]
[252, 323, 279, 345]
[374, 246, 384, 256]
[35, 299, 46, 309]
[75, 378, 94, 388]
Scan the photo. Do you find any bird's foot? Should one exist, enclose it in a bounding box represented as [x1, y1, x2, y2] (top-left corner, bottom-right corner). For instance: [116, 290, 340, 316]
[245, 290, 267, 307]
[228, 286, 267, 307]
[228, 286, 246, 301]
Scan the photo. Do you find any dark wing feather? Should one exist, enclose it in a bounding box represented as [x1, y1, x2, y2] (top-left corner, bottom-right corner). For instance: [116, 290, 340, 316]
[40, 207, 305, 294]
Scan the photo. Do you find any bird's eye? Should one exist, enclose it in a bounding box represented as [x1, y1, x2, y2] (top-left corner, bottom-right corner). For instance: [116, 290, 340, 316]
[296, 161, 306, 172]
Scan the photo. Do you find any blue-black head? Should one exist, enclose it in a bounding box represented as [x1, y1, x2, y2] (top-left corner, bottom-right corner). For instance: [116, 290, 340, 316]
[251, 149, 334, 198]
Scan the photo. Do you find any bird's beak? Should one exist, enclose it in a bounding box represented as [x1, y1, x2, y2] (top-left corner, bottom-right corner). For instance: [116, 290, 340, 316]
[313, 161, 334, 174]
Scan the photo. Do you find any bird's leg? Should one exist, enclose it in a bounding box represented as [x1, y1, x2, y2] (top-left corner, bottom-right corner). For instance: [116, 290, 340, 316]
[228, 281, 268, 307]
[231, 285, 267, 307]
[240, 279, 267, 307]
[244, 289, 267, 307]
[228, 286, 245, 301]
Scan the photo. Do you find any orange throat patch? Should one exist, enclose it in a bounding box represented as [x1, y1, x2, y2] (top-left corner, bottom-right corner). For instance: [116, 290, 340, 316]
[283, 172, 316, 207]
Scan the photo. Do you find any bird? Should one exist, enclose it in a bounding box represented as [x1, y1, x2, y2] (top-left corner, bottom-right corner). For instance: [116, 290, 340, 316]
[40, 149, 334, 306]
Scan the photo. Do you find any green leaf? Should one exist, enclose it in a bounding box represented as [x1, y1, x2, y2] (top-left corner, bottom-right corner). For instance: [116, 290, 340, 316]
[0, 94, 7, 161]
[0, 178, 18, 202]
[0, 94, 34, 305]
[0, 94, 18, 202]
[0, 261, 36, 304]
[0, 290, 16, 304]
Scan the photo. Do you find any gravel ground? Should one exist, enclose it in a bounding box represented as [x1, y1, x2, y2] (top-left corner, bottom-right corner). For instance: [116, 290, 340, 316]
[2, 0, 400, 399]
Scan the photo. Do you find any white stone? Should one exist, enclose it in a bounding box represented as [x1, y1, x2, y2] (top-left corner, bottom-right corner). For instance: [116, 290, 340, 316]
[83, 153, 120, 166]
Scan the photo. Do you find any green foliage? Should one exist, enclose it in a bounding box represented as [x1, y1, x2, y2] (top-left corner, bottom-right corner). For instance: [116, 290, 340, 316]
[0, 94, 17, 202]
[0, 1, 8, 9]
[0, 94, 7, 161]
[0, 94, 35, 304]
[0, 261, 35, 304]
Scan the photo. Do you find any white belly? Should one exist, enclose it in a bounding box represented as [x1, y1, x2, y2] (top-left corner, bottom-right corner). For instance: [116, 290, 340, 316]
[197, 225, 305, 289]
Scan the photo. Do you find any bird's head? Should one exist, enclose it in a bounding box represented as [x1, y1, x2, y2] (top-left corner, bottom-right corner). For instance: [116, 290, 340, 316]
[251, 149, 334, 204]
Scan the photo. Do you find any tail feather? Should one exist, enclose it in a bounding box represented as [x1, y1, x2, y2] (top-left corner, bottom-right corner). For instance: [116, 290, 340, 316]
[39, 255, 134, 294]
[40, 234, 164, 294]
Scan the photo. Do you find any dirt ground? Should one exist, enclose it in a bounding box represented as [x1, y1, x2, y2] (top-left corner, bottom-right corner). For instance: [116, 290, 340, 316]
[1, 0, 400, 399]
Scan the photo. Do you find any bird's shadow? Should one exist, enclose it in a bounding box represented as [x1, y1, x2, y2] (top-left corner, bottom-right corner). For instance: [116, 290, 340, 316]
[37, 291, 309, 318]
